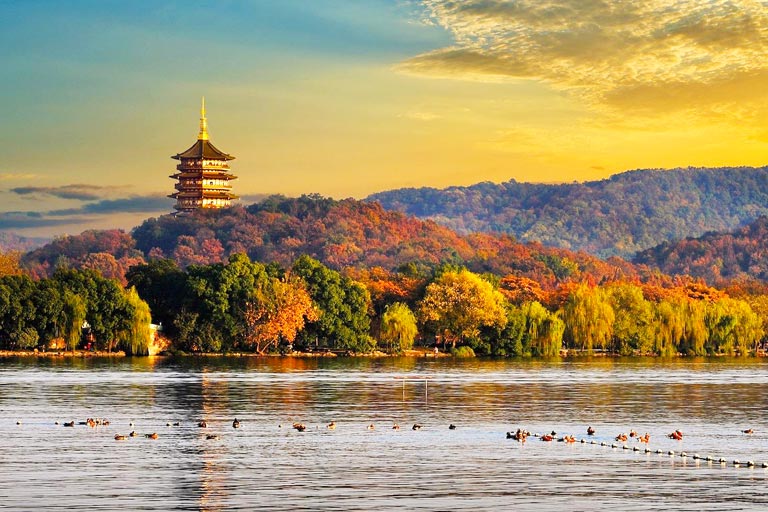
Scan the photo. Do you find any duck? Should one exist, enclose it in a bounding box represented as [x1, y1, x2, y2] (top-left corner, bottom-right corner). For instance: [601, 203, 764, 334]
[293, 422, 307, 432]
[509, 429, 528, 442]
[63, 421, 75, 427]
[668, 430, 683, 440]
[232, 418, 241, 429]
[198, 420, 208, 428]
[449, 424, 457, 430]
[412, 424, 423, 431]
[615, 433, 628, 442]
[629, 430, 639, 438]
[206, 434, 220, 440]
[392, 424, 400, 430]
[129, 431, 137, 437]
[114, 434, 127, 441]
[638, 433, 650, 443]
[540, 434, 554, 442]
[173, 422, 180, 427]
[145, 432, 159, 439]
[561, 435, 576, 443]
[327, 421, 336, 430]
[742, 429, 754, 434]
[587, 426, 595, 436]
[366, 424, 375, 431]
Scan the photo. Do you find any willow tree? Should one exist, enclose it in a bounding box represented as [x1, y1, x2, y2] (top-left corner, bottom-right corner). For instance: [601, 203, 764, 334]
[606, 283, 654, 355]
[62, 290, 86, 351]
[419, 270, 507, 348]
[561, 284, 614, 353]
[521, 301, 564, 357]
[706, 298, 763, 355]
[380, 302, 418, 353]
[653, 299, 685, 357]
[117, 287, 152, 356]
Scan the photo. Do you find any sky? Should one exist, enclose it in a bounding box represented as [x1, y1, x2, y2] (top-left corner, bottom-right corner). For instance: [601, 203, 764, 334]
[2, 0, 768, 237]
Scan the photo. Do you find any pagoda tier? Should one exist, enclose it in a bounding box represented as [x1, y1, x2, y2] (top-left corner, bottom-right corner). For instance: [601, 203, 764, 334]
[170, 98, 238, 214]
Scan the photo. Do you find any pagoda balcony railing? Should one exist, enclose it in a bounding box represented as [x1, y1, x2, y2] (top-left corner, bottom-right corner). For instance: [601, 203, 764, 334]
[177, 160, 230, 170]
[175, 183, 233, 191]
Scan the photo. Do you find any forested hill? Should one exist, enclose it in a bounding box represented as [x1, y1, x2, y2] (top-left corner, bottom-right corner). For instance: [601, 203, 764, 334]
[634, 216, 768, 284]
[366, 167, 768, 259]
[21, 195, 637, 288]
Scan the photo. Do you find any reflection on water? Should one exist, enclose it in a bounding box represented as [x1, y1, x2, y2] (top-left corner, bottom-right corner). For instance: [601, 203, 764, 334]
[0, 356, 767, 511]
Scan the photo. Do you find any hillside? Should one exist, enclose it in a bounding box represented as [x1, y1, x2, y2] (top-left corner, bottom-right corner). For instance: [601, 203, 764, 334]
[22, 195, 638, 289]
[366, 167, 768, 258]
[634, 216, 768, 283]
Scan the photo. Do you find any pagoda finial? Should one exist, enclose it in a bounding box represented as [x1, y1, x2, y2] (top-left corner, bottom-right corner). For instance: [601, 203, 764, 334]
[198, 96, 209, 140]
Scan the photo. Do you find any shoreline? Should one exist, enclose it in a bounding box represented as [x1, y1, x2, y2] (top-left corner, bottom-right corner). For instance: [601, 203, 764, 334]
[0, 349, 764, 359]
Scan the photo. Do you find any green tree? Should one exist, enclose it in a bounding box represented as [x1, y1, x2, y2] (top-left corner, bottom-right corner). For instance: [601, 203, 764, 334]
[380, 302, 418, 353]
[292, 255, 374, 353]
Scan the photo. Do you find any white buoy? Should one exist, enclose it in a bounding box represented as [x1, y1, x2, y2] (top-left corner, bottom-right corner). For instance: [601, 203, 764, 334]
[733, 460, 740, 466]
[692, 454, 699, 460]
[590, 440, 596, 445]
[601, 442, 606, 446]
[645, 448, 651, 453]
[633, 446, 639, 452]
[680, 452, 687, 457]
[668, 451, 675, 456]
[611, 443, 617, 448]
[719, 458, 726, 464]
[761, 462, 767, 468]
[580, 439, 585, 444]
[706, 456, 713, 461]
[747, 461, 755, 467]
[656, 449, 663, 454]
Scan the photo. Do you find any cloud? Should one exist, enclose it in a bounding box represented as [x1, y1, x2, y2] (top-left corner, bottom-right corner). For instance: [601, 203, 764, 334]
[0, 173, 38, 182]
[9, 184, 122, 201]
[0, 195, 171, 230]
[400, 1, 768, 113]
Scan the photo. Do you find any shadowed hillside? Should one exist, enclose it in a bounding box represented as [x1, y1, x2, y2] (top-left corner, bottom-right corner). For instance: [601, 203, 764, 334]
[634, 216, 768, 283]
[367, 167, 768, 258]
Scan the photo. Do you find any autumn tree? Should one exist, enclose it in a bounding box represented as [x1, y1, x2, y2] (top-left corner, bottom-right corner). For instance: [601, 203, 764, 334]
[419, 269, 507, 348]
[241, 275, 318, 354]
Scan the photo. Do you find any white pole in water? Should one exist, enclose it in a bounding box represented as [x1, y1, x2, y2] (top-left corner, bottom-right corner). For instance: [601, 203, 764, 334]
[425, 378, 428, 403]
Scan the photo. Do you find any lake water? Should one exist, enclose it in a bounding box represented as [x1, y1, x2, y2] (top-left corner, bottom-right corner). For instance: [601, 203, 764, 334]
[1, 356, 767, 511]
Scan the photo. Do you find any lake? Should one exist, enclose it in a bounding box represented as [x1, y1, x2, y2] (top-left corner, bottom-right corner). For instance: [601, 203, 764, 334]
[1, 356, 767, 511]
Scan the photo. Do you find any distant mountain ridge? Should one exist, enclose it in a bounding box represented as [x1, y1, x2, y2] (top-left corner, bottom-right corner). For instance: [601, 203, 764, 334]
[0, 232, 49, 253]
[634, 216, 768, 283]
[366, 167, 768, 258]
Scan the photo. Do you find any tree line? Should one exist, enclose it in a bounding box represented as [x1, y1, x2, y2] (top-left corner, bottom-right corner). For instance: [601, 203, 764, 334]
[3, 248, 766, 356]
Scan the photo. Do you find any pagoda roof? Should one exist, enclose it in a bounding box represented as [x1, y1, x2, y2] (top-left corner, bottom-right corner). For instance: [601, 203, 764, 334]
[172, 139, 235, 161]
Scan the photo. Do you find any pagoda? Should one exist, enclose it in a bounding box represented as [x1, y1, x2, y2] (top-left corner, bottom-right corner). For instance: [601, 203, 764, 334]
[169, 98, 238, 213]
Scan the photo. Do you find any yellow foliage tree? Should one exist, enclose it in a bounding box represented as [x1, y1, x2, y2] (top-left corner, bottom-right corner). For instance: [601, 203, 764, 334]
[419, 270, 507, 347]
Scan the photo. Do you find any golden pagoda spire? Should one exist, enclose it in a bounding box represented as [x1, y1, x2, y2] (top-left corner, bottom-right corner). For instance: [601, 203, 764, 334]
[198, 96, 209, 140]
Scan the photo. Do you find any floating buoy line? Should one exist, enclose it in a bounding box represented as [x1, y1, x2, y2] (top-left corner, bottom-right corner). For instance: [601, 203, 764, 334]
[511, 430, 768, 471]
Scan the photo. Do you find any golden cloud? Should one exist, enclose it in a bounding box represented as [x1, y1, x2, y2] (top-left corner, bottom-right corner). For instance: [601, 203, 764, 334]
[400, 0, 768, 113]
